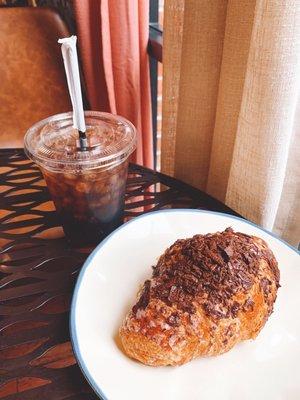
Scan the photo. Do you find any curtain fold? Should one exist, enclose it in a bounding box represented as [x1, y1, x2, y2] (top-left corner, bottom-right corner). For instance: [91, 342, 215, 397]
[160, 0, 185, 176]
[162, 0, 300, 246]
[207, 1, 256, 201]
[74, 0, 153, 168]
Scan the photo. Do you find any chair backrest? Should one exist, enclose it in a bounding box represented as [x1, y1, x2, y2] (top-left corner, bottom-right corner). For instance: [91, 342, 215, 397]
[0, 7, 72, 148]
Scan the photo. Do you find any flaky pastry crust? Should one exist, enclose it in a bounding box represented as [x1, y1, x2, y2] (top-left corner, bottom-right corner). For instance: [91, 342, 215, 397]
[119, 228, 280, 366]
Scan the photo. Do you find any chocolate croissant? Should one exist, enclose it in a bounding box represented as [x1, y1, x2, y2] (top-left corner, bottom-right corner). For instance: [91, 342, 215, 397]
[119, 228, 280, 366]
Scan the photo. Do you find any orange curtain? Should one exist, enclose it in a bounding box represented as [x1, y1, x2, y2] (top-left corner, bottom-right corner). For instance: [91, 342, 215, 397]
[74, 0, 153, 168]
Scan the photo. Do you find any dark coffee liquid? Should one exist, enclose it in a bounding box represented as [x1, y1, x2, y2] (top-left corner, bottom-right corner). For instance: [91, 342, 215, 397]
[42, 160, 128, 246]
[58, 208, 124, 245]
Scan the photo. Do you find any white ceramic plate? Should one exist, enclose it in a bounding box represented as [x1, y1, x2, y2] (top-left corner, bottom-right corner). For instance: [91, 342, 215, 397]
[70, 210, 300, 400]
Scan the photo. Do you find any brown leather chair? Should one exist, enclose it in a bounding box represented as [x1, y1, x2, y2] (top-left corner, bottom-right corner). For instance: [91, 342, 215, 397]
[0, 7, 72, 148]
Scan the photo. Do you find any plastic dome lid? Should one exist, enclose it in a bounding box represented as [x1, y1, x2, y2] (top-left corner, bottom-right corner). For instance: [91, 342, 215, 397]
[24, 111, 137, 172]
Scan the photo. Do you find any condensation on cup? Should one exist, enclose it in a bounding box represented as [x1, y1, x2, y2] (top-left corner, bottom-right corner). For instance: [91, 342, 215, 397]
[24, 111, 136, 245]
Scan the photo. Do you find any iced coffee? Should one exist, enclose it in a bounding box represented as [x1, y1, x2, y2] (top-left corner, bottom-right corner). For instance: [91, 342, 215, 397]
[24, 111, 136, 245]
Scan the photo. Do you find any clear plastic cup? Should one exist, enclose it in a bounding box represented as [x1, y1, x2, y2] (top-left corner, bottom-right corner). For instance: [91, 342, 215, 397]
[24, 111, 136, 245]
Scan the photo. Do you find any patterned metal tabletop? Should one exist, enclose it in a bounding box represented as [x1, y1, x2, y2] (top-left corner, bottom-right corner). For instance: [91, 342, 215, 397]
[0, 149, 238, 399]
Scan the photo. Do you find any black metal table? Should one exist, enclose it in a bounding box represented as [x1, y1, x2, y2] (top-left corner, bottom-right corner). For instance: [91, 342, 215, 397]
[0, 149, 239, 399]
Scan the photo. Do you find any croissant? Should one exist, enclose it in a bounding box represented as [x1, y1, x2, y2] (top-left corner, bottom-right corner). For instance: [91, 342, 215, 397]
[119, 228, 280, 366]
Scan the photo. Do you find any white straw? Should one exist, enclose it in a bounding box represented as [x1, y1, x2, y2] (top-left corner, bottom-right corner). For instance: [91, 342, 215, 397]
[58, 36, 86, 136]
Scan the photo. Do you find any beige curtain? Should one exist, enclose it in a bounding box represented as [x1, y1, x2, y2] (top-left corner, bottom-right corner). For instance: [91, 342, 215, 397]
[161, 0, 300, 247]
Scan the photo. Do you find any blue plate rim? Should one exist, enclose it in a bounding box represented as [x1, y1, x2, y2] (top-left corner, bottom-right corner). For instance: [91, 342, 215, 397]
[70, 208, 299, 400]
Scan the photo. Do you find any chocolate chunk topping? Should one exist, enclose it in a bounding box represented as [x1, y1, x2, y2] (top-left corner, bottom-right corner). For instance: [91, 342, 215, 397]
[132, 280, 151, 314]
[243, 298, 254, 311]
[132, 229, 279, 323]
[151, 229, 259, 318]
[260, 277, 271, 294]
[167, 313, 180, 327]
[230, 301, 240, 318]
[138, 228, 280, 320]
